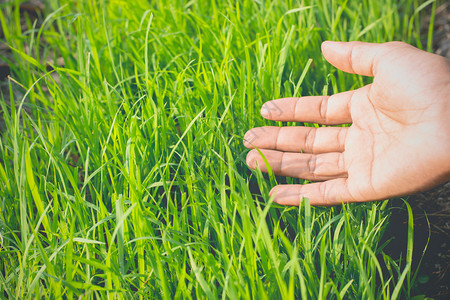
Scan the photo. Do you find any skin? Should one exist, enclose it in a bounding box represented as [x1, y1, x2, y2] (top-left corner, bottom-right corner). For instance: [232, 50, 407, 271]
[244, 41, 450, 206]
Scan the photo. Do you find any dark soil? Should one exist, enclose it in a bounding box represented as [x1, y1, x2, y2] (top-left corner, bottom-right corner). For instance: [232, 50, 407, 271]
[385, 184, 450, 299]
[432, 3, 450, 59]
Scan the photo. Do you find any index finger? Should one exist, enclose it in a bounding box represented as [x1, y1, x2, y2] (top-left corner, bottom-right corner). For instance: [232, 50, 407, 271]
[260, 89, 356, 125]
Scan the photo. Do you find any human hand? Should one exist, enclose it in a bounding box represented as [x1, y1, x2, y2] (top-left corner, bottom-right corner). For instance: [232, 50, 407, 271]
[244, 41, 450, 206]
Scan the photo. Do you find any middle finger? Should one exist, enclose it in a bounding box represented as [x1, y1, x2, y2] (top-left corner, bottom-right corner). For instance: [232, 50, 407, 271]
[243, 126, 347, 153]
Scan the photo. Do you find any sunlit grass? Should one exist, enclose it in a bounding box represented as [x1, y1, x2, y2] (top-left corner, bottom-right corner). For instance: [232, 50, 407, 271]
[0, 0, 434, 298]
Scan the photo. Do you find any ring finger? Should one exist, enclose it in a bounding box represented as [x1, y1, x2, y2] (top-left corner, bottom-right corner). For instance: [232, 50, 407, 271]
[246, 149, 347, 181]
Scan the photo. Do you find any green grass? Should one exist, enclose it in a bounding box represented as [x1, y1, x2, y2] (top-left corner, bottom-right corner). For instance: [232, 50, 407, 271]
[0, 0, 435, 298]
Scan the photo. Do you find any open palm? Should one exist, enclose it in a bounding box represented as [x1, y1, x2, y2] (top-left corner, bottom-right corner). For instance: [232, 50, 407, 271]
[244, 41, 450, 205]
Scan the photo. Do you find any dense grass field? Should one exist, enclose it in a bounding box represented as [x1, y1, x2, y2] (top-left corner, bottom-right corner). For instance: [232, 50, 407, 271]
[0, 0, 436, 298]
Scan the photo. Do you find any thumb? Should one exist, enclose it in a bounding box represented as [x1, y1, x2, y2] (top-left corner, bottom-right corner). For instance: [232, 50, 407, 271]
[321, 41, 411, 77]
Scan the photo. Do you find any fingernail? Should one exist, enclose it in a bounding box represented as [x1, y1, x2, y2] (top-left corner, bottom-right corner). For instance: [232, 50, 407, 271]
[321, 40, 338, 52]
[243, 130, 254, 146]
[246, 150, 257, 168]
[269, 187, 278, 201]
[260, 103, 269, 118]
